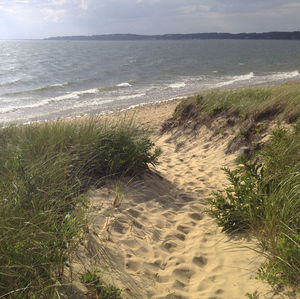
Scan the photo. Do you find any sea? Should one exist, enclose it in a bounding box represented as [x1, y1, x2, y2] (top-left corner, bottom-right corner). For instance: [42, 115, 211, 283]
[0, 39, 300, 124]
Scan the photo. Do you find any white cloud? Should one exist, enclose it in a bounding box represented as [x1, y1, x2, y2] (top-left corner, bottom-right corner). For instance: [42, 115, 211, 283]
[41, 7, 65, 22]
[51, 0, 67, 5]
[79, 0, 88, 10]
[0, 0, 299, 38]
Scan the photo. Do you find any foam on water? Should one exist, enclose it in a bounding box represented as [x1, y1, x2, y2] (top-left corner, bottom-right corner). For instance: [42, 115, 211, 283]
[169, 82, 186, 89]
[266, 70, 299, 80]
[75, 88, 100, 95]
[0, 92, 80, 114]
[1, 40, 300, 124]
[117, 82, 132, 88]
[117, 93, 146, 100]
[216, 72, 254, 87]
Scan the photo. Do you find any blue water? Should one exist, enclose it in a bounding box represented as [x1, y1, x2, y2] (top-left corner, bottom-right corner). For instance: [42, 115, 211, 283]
[0, 39, 300, 124]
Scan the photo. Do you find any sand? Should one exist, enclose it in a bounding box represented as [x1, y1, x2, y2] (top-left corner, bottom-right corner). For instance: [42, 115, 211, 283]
[70, 100, 288, 299]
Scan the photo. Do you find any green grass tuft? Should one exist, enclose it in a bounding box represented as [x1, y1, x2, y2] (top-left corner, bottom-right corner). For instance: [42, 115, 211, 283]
[0, 117, 160, 297]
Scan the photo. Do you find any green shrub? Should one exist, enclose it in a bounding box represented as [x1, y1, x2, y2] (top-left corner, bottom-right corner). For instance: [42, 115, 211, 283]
[208, 103, 229, 117]
[207, 123, 300, 287]
[208, 159, 267, 233]
[81, 270, 122, 299]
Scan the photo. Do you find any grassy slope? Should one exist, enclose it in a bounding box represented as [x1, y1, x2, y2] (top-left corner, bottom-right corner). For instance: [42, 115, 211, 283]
[163, 81, 300, 290]
[0, 117, 160, 298]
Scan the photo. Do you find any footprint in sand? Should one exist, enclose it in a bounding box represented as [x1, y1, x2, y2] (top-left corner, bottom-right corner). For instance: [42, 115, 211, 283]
[177, 224, 191, 235]
[172, 267, 195, 283]
[143, 260, 161, 271]
[172, 279, 186, 290]
[161, 240, 178, 253]
[188, 212, 203, 221]
[192, 255, 208, 267]
[125, 259, 141, 272]
[112, 219, 129, 234]
[174, 233, 186, 241]
[165, 233, 186, 241]
[132, 219, 143, 229]
[126, 208, 140, 218]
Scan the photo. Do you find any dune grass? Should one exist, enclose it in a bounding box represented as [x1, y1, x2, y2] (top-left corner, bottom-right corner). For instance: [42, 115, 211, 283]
[0, 117, 161, 298]
[164, 81, 300, 289]
[195, 83, 300, 289]
[196, 80, 300, 122]
[167, 81, 300, 129]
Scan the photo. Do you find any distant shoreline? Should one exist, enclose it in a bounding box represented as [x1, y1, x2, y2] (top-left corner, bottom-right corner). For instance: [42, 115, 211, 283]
[45, 31, 300, 41]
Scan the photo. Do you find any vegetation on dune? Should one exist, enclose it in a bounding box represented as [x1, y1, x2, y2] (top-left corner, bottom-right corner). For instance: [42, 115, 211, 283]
[81, 270, 122, 299]
[162, 81, 300, 153]
[0, 117, 160, 298]
[208, 123, 300, 288]
[167, 81, 300, 125]
[164, 81, 300, 289]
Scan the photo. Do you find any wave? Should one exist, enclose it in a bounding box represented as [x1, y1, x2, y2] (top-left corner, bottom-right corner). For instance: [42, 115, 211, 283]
[0, 92, 80, 114]
[29, 82, 70, 93]
[74, 88, 100, 95]
[2, 85, 99, 102]
[117, 93, 146, 100]
[216, 72, 254, 87]
[50, 82, 69, 87]
[0, 89, 145, 115]
[98, 82, 133, 91]
[116, 82, 132, 88]
[214, 70, 299, 88]
[169, 82, 186, 89]
[264, 70, 299, 81]
[0, 78, 23, 88]
[1, 82, 70, 97]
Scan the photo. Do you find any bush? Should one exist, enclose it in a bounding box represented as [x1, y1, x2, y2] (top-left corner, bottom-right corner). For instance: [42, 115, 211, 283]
[208, 159, 266, 233]
[207, 122, 300, 287]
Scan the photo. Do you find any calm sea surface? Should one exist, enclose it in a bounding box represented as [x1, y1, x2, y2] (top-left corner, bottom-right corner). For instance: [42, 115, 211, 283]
[0, 39, 300, 124]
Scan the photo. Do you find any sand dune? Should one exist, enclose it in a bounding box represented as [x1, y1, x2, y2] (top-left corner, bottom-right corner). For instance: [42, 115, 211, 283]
[70, 100, 288, 299]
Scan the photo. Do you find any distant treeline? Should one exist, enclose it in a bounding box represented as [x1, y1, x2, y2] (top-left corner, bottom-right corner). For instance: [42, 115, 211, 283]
[45, 31, 300, 41]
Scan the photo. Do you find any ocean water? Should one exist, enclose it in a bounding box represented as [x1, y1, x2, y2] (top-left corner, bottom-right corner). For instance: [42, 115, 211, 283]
[0, 39, 300, 124]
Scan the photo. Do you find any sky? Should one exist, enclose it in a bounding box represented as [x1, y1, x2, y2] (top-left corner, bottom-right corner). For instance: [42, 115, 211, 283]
[0, 0, 299, 39]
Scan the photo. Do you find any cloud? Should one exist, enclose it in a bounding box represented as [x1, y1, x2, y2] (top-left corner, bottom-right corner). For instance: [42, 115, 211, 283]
[49, 0, 67, 6]
[0, 0, 299, 38]
[79, 0, 88, 10]
[40, 8, 65, 22]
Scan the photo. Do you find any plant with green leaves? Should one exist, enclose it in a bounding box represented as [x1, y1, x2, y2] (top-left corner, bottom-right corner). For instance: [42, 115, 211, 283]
[207, 122, 300, 288]
[208, 158, 266, 233]
[81, 270, 122, 299]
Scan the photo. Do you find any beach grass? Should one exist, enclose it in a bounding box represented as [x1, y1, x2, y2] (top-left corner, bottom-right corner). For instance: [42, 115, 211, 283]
[183, 82, 300, 288]
[164, 81, 300, 289]
[0, 117, 160, 298]
[167, 80, 300, 128]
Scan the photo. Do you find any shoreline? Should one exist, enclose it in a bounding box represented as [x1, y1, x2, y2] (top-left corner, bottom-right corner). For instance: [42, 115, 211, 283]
[8, 79, 299, 128]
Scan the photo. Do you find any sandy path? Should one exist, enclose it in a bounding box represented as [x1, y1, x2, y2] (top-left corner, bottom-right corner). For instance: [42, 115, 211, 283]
[72, 101, 284, 299]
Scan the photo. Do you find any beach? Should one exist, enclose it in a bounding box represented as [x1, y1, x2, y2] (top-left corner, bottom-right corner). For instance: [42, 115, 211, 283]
[1, 81, 299, 298]
[69, 99, 289, 299]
